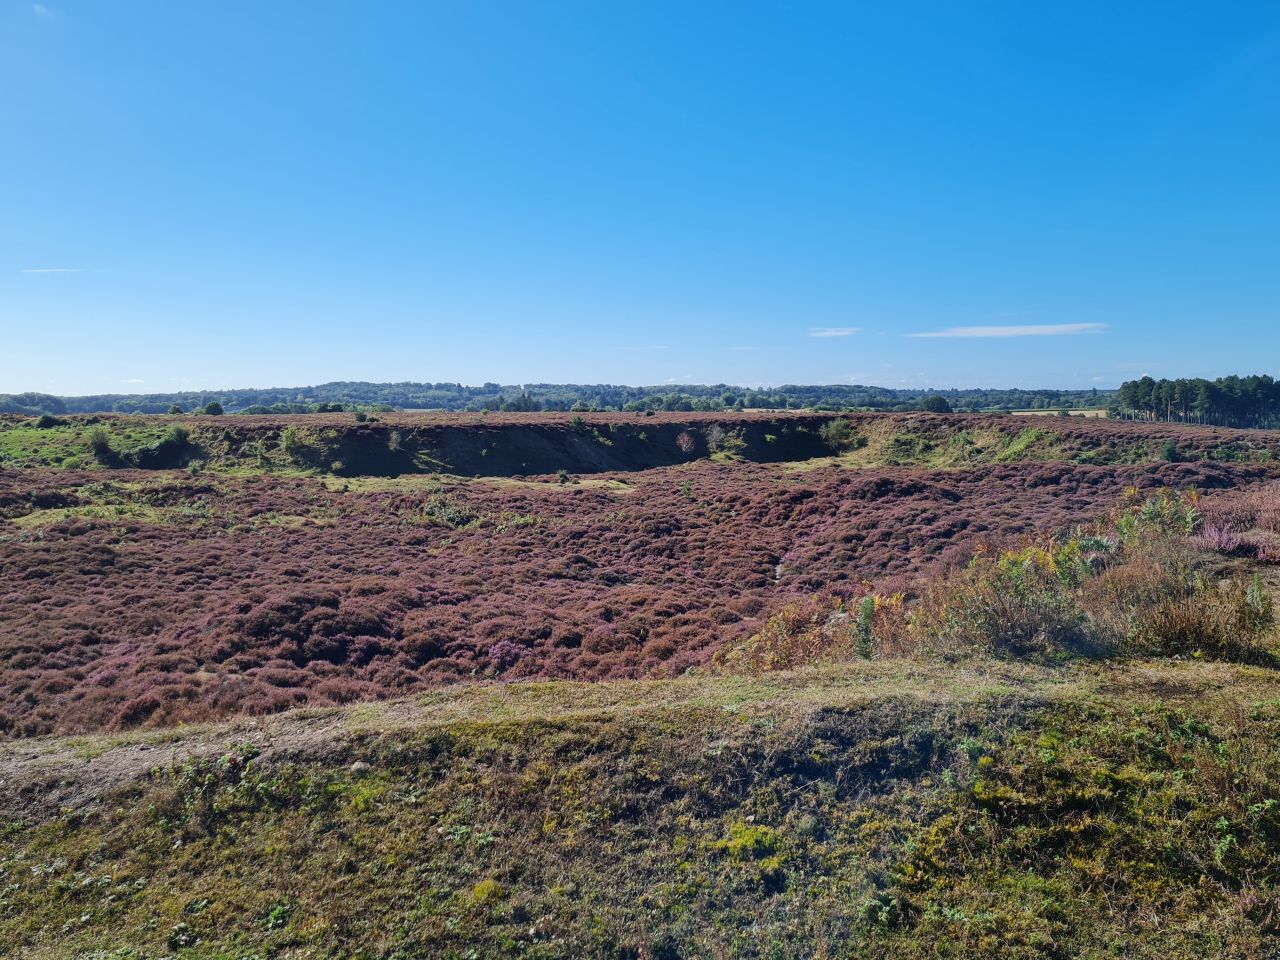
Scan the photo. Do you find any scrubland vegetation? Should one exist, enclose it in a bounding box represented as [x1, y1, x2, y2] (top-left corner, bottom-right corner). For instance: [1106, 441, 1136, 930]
[7, 411, 1280, 956]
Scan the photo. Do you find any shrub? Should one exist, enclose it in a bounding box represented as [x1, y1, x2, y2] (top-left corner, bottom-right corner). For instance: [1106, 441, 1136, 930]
[130, 424, 194, 468]
[705, 424, 745, 455]
[818, 418, 862, 451]
[167, 404, 184, 415]
[418, 495, 479, 528]
[85, 426, 115, 463]
[1196, 524, 1243, 554]
[203, 401, 224, 416]
[719, 594, 855, 671]
[33, 414, 66, 428]
[1124, 573, 1274, 662]
[911, 547, 1091, 660]
[279, 427, 306, 463]
[675, 431, 696, 454]
[728, 490, 1277, 671]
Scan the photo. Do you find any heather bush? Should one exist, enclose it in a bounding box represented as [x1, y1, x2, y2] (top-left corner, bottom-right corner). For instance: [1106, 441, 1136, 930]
[0, 457, 1271, 736]
[1209, 482, 1280, 536]
[1196, 524, 1243, 554]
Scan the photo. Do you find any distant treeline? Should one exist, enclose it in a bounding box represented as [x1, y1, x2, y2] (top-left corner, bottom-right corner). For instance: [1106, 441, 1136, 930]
[1117, 375, 1280, 429]
[0, 381, 1115, 416]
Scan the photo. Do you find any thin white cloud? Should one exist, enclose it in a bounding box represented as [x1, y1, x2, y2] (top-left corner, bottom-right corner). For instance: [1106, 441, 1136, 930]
[728, 346, 758, 352]
[21, 267, 81, 273]
[120, 378, 145, 384]
[808, 327, 860, 338]
[909, 323, 1107, 339]
[32, 4, 52, 16]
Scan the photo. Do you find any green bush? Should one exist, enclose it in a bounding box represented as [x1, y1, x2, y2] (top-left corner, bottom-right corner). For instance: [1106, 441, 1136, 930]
[819, 418, 862, 451]
[85, 426, 115, 463]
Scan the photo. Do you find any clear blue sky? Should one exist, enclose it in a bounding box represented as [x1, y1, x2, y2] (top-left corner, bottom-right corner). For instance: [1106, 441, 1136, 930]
[4, 2, 1279, 395]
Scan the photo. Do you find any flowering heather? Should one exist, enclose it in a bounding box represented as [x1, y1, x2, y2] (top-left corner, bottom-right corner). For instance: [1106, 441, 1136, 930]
[1, 419, 1277, 736]
[1196, 524, 1244, 554]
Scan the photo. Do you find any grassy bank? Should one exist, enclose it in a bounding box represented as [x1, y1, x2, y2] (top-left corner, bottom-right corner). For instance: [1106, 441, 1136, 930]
[4, 659, 1280, 958]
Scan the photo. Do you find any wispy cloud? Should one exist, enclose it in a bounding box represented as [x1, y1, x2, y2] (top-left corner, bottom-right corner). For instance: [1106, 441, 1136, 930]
[32, 4, 52, 16]
[728, 346, 758, 352]
[21, 267, 81, 273]
[120, 378, 145, 385]
[808, 327, 860, 338]
[909, 323, 1107, 339]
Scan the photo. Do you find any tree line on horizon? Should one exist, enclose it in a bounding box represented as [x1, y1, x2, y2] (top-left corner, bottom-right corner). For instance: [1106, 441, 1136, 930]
[0, 381, 1112, 417]
[1116, 374, 1280, 429]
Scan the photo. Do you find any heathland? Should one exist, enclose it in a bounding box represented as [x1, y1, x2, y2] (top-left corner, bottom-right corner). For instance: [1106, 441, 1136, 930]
[5, 410, 1280, 957]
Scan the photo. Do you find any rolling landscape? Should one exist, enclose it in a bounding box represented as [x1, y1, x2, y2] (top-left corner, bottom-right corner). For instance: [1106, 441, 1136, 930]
[8, 2, 1280, 956]
[6, 404, 1280, 956]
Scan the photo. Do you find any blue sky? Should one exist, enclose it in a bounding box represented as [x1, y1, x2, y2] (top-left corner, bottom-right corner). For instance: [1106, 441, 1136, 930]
[4, 2, 1279, 395]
